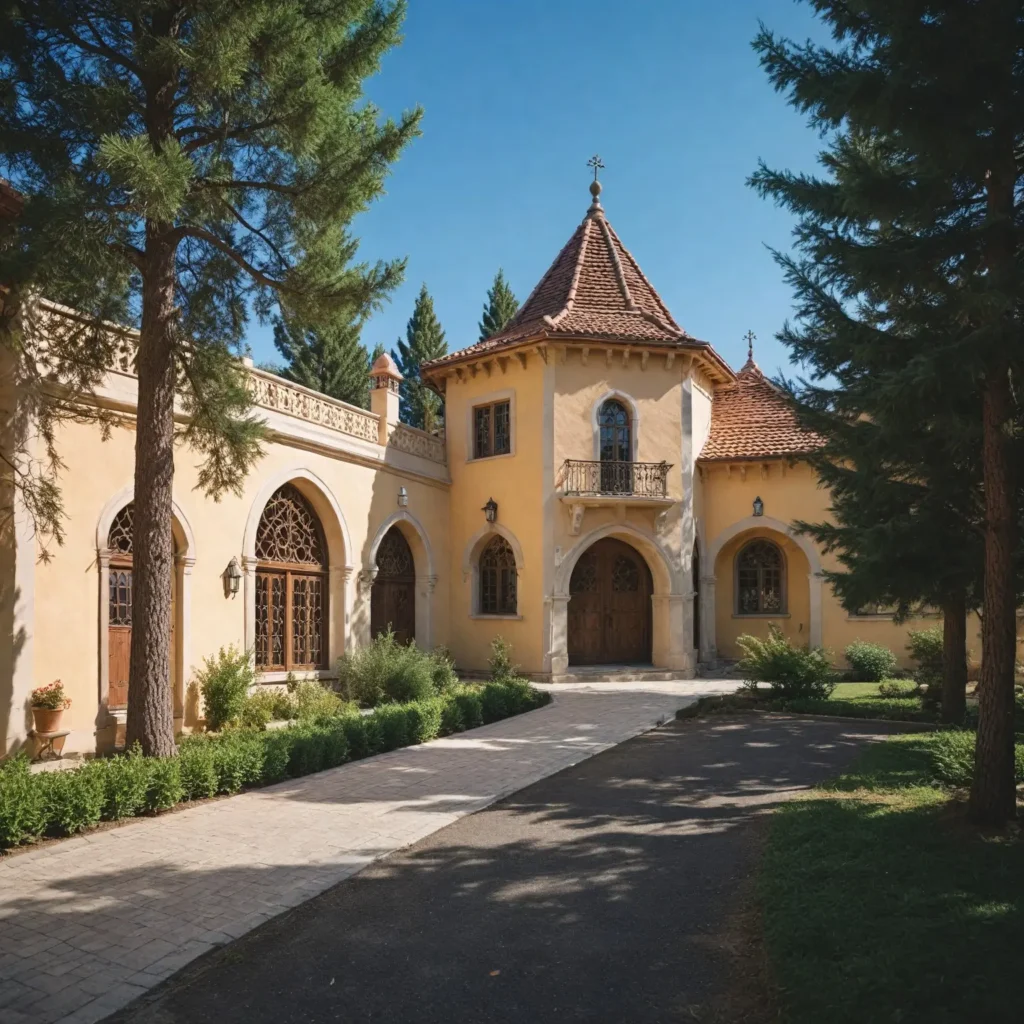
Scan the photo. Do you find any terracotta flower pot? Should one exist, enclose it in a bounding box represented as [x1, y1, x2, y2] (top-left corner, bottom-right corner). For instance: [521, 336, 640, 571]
[32, 707, 64, 734]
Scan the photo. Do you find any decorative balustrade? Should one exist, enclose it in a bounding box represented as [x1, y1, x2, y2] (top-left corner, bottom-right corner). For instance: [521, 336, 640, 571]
[561, 459, 670, 498]
[387, 422, 446, 463]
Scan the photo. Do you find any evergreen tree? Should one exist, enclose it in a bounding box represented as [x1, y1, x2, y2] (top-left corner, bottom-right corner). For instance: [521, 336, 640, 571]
[396, 284, 446, 429]
[478, 268, 519, 341]
[752, 1, 1024, 824]
[0, 1, 420, 755]
[273, 313, 377, 408]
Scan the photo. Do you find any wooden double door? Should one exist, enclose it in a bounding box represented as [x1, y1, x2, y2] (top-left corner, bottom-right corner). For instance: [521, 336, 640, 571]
[567, 538, 652, 665]
[370, 527, 416, 645]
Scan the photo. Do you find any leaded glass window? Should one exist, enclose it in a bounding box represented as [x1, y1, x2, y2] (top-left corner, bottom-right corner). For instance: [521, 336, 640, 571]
[479, 536, 517, 615]
[736, 539, 785, 615]
[255, 484, 328, 670]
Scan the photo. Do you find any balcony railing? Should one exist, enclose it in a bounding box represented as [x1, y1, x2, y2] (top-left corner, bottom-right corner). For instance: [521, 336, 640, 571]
[561, 459, 670, 498]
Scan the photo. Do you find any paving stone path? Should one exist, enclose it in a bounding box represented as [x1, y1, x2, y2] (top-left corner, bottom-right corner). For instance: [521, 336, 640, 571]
[0, 681, 736, 1024]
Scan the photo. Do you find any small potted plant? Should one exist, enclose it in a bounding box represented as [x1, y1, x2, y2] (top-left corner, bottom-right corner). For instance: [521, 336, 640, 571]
[30, 680, 72, 733]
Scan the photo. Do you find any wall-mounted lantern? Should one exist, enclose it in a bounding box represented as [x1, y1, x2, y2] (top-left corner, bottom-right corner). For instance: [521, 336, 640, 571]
[482, 497, 498, 524]
[397, 486, 409, 508]
[752, 496, 764, 517]
[224, 557, 243, 598]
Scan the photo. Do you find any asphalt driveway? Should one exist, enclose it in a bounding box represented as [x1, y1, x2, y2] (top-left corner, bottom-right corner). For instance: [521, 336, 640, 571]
[108, 714, 906, 1024]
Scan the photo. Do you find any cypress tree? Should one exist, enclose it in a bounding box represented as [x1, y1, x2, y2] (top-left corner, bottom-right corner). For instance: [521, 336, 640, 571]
[478, 268, 519, 341]
[395, 284, 446, 429]
[752, 1, 1024, 824]
[0, 1, 420, 755]
[273, 314, 378, 409]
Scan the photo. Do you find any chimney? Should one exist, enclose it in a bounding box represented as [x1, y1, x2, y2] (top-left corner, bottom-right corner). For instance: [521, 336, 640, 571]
[369, 351, 403, 442]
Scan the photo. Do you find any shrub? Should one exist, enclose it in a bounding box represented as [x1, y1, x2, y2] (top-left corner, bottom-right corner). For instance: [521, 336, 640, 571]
[211, 741, 250, 794]
[737, 626, 837, 700]
[239, 689, 278, 730]
[101, 745, 151, 819]
[907, 628, 944, 688]
[488, 636, 519, 682]
[878, 680, 918, 700]
[440, 698, 464, 735]
[290, 679, 345, 721]
[480, 682, 509, 724]
[930, 731, 1024, 788]
[337, 630, 438, 706]
[260, 732, 292, 783]
[286, 723, 347, 776]
[450, 685, 483, 730]
[374, 703, 410, 751]
[500, 678, 540, 714]
[405, 697, 443, 744]
[196, 645, 255, 731]
[844, 641, 899, 682]
[178, 740, 218, 801]
[41, 761, 106, 836]
[430, 647, 459, 693]
[338, 713, 372, 759]
[0, 757, 47, 848]
[144, 757, 183, 812]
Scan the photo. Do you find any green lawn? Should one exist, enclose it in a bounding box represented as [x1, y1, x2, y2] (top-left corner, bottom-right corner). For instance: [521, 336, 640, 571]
[779, 680, 938, 722]
[760, 734, 1024, 1024]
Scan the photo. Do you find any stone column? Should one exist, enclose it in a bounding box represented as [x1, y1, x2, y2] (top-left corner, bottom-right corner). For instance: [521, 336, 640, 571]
[808, 572, 823, 649]
[545, 595, 570, 677]
[416, 574, 438, 649]
[328, 565, 348, 662]
[699, 574, 717, 661]
[174, 554, 195, 731]
[242, 555, 259, 657]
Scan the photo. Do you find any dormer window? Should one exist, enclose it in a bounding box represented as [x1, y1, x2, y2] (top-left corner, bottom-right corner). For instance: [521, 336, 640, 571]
[473, 400, 511, 459]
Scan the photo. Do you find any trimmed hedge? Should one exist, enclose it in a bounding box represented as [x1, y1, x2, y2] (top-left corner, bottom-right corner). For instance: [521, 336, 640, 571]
[0, 680, 550, 850]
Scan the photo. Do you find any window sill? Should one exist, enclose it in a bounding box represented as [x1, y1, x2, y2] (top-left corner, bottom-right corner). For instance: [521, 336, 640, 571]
[470, 613, 523, 621]
[468, 451, 515, 463]
[256, 669, 335, 685]
[846, 614, 896, 621]
[732, 613, 791, 619]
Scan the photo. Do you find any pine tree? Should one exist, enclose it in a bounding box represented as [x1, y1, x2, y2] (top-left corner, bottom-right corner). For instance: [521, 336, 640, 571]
[0, 1, 420, 755]
[273, 313, 377, 409]
[478, 268, 519, 341]
[752, 1, 1024, 824]
[395, 284, 447, 429]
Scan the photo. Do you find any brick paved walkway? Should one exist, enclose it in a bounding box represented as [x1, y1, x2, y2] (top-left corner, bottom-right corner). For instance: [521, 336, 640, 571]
[0, 681, 736, 1024]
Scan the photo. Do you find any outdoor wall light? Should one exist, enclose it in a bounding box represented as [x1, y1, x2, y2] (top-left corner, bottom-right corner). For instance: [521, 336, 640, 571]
[397, 486, 409, 508]
[482, 497, 498, 524]
[753, 496, 764, 517]
[224, 556, 243, 598]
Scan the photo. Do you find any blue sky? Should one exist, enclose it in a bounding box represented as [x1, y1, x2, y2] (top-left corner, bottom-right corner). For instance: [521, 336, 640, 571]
[248, 0, 828, 378]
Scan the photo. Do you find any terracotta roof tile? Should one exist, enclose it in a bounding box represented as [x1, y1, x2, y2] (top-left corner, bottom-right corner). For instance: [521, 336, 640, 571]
[699, 361, 826, 461]
[423, 186, 702, 372]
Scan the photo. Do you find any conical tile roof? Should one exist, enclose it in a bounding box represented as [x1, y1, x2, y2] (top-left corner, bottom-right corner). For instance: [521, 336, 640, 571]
[423, 185, 731, 377]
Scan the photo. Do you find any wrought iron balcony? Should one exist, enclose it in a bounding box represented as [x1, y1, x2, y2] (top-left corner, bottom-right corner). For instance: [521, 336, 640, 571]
[561, 459, 670, 499]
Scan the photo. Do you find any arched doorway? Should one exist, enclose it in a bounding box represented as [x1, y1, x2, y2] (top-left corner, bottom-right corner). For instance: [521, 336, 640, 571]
[567, 538, 652, 665]
[371, 526, 416, 644]
[254, 484, 329, 671]
[105, 503, 176, 711]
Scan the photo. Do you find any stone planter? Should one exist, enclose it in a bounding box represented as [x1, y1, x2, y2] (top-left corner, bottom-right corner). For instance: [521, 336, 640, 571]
[31, 707, 65, 734]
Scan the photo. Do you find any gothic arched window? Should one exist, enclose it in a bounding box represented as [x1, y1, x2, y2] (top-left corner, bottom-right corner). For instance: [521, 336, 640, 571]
[479, 536, 517, 615]
[598, 399, 632, 493]
[255, 484, 328, 670]
[735, 539, 785, 615]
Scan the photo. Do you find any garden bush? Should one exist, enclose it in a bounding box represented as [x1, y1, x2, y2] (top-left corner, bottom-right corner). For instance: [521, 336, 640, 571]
[488, 636, 519, 682]
[737, 626, 837, 700]
[196, 645, 255, 731]
[930, 730, 1024, 788]
[844, 641, 898, 682]
[290, 679, 346, 721]
[337, 630, 438, 706]
[101, 745, 151, 819]
[878, 680, 917, 700]
[0, 673, 551, 849]
[907, 628, 944, 688]
[430, 647, 459, 693]
[239, 689, 278, 730]
[0, 757, 46, 847]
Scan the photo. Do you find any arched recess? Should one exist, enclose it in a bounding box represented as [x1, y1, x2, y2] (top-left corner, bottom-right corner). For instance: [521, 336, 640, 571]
[705, 514, 823, 656]
[366, 510, 437, 647]
[95, 485, 197, 743]
[591, 390, 640, 462]
[548, 523, 691, 676]
[242, 468, 352, 675]
[462, 523, 525, 618]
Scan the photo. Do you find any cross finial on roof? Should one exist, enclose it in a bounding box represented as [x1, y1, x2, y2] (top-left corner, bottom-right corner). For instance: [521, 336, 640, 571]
[743, 329, 756, 365]
[586, 154, 605, 215]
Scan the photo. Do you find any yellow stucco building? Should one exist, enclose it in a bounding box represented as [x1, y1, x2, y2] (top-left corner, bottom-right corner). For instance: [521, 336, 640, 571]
[1, 178, 996, 757]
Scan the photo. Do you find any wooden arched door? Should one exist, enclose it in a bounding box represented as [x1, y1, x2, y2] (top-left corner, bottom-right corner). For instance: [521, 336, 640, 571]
[106, 503, 175, 710]
[567, 538, 652, 665]
[371, 527, 416, 644]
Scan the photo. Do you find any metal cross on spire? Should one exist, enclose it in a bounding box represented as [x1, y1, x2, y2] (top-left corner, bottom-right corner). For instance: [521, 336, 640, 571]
[587, 154, 605, 183]
[743, 330, 757, 363]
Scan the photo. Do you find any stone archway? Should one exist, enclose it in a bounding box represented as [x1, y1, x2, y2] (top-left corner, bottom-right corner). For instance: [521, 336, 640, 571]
[567, 537, 653, 665]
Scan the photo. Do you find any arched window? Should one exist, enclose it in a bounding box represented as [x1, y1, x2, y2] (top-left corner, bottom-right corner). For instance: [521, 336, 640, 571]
[598, 399, 632, 493]
[255, 484, 328, 670]
[735, 539, 785, 615]
[479, 536, 517, 615]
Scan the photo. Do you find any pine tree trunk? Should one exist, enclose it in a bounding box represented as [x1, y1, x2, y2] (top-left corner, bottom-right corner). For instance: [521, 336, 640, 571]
[125, 226, 178, 758]
[940, 591, 967, 725]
